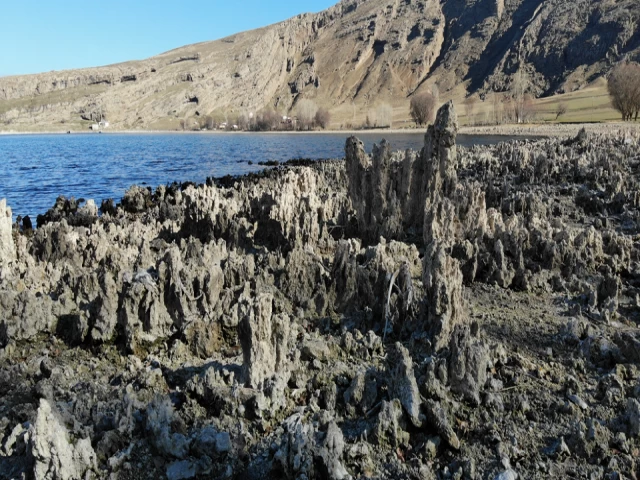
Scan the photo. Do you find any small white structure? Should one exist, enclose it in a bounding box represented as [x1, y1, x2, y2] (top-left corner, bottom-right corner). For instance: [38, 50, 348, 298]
[90, 123, 100, 130]
[99, 121, 110, 128]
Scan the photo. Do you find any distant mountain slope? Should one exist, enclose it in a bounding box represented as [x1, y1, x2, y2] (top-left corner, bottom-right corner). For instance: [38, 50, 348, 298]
[1, 0, 638, 130]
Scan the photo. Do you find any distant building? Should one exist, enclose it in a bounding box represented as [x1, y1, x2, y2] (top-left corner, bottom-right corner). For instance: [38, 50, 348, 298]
[99, 121, 110, 128]
[90, 123, 100, 130]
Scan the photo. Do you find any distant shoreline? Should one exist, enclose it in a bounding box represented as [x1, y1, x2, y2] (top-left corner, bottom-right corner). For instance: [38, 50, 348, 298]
[1, 122, 639, 138]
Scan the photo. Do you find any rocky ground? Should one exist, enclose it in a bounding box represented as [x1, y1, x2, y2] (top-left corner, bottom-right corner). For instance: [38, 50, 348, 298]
[1, 103, 640, 480]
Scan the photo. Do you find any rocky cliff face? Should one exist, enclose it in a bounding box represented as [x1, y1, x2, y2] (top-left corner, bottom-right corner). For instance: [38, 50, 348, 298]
[1, 0, 639, 130]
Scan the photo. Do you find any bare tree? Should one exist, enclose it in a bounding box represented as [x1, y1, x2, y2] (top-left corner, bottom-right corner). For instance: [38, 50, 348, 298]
[315, 108, 331, 129]
[462, 96, 479, 125]
[295, 99, 318, 130]
[608, 61, 640, 121]
[376, 103, 393, 127]
[555, 102, 568, 121]
[490, 93, 504, 125]
[255, 109, 280, 131]
[234, 112, 250, 130]
[409, 91, 437, 126]
[511, 69, 530, 123]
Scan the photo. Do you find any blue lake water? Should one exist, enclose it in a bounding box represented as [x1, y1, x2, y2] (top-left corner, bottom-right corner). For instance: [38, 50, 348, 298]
[0, 131, 511, 219]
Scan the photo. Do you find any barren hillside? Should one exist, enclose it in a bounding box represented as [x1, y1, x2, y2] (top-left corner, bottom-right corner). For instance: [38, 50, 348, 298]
[1, 0, 638, 131]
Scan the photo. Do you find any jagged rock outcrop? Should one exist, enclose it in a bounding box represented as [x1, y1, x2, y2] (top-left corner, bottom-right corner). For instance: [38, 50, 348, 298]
[387, 342, 423, 427]
[345, 101, 460, 244]
[274, 412, 349, 480]
[239, 294, 291, 390]
[448, 324, 489, 406]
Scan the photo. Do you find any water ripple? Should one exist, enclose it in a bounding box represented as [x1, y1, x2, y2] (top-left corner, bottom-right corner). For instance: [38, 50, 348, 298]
[0, 131, 506, 220]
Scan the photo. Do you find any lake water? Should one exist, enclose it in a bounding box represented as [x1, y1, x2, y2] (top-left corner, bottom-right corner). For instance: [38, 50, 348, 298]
[0, 131, 511, 220]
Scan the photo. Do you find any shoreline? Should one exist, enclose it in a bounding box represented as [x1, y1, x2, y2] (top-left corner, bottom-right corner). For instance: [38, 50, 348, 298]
[2, 121, 640, 137]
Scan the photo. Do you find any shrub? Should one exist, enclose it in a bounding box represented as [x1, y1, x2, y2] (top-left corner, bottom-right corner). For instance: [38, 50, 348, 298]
[376, 103, 393, 128]
[410, 92, 437, 125]
[315, 108, 331, 129]
[295, 99, 318, 130]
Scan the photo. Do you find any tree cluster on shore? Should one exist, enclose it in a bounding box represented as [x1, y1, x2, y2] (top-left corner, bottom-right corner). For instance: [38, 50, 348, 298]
[179, 100, 331, 132]
[608, 61, 640, 121]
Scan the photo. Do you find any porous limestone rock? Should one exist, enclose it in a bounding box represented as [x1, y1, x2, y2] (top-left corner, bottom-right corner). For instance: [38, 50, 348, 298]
[29, 399, 97, 480]
[344, 102, 460, 245]
[0, 199, 15, 264]
[423, 242, 466, 351]
[375, 399, 409, 448]
[387, 342, 423, 427]
[274, 412, 349, 480]
[424, 399, 460, 450]
[239, 293, 292, 390]
[448, 324, 489, 406]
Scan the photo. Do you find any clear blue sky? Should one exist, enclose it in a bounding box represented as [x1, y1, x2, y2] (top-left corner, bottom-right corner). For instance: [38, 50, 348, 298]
[0, 0, 337, 77]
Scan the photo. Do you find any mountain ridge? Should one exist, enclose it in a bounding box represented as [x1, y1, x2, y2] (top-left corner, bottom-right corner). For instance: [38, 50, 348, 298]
[1, 0, 638, 130]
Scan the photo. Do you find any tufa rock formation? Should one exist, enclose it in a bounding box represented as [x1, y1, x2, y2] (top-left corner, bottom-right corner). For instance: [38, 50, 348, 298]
[2, 104, 640, 477]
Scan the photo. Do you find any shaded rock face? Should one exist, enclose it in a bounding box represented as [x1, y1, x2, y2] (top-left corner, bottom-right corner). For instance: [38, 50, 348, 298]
[3, 114, 640, 479]
[448, 324, 488, 406]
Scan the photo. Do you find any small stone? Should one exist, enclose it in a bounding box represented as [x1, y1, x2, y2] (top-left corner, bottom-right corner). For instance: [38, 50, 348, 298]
[568, 394, 588, 410]
[424, 436, 441, 459]
[494, 469, 518, 480]
[166, 460, 197, 480]
[215, 432, 232, 453]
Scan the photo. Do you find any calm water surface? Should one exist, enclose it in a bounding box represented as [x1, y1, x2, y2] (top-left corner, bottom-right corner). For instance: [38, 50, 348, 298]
[0, 132, 510, 219]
